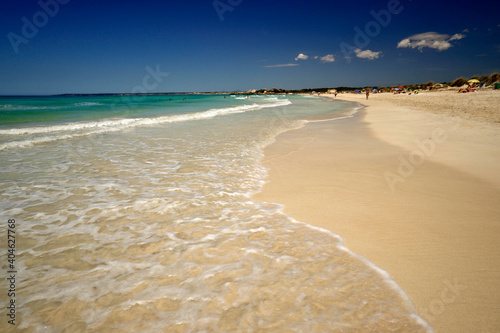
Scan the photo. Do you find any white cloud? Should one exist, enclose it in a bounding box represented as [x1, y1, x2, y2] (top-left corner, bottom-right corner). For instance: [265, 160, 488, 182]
[295, 53, 309, 61]
[397, 32, 466, 51]
[449, 33, 465, 41]
[354, 49, 382, 60]
[262, 63, 299, 68]
[320, 54, 335, 63]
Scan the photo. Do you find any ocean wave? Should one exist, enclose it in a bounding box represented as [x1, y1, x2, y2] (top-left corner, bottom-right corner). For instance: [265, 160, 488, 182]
[0, 99, 292, 150]
[0, 99, 291, 136]
[73, 102, 104, 107]
[0, 105, 54, 110]
[0, 95, 431, 332]
[0, 102, 103, 111]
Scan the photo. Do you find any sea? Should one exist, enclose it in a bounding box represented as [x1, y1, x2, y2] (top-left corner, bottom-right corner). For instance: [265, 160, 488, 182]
[0, 94, 432, 332]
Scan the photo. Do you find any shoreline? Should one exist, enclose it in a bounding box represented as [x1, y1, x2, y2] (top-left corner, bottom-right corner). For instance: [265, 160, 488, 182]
[254, 91, 500, 332]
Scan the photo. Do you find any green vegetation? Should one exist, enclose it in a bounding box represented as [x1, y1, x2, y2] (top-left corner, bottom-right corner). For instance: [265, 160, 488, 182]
[483, 73, 500, 85]
[231, 73, 500, 95]
[295, 72, 500, 94]
[450, 77, 467, 87]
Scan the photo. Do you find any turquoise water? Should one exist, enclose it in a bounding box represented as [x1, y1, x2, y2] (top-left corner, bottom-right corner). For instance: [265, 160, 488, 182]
[0, 94, 274, 127]
[0, 94, 431, 332]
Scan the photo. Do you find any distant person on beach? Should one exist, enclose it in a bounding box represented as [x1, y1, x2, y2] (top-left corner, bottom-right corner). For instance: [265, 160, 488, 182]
[366, 89, 369, 100]
[458, 86, 473, 93]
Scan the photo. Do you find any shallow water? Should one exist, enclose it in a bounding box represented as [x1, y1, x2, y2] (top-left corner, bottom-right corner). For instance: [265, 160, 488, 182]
[0, 95, 431, 332]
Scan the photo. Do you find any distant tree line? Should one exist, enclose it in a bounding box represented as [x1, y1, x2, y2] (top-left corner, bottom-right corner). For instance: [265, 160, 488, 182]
[281, 72, 500, 94]
[51, 72, 500, 97]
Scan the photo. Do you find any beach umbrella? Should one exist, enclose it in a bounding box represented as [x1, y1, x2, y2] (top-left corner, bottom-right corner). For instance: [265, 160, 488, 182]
[468, 79, 480, 83]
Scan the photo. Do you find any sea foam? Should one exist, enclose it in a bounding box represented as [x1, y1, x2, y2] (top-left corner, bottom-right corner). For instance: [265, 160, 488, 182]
[0, 95, 431, 332]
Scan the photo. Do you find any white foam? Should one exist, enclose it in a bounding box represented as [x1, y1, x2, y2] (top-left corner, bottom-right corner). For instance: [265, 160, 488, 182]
[73, 102, 103, 107]
[0, 99, 292, 150]
[0, 134, 77, 150]
[1, 95, 432, 332]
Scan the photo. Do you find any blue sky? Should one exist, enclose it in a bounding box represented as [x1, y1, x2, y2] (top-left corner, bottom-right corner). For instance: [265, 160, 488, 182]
[1, 0, 499, 95]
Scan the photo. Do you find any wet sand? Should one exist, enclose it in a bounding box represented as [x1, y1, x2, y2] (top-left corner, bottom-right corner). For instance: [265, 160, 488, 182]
[254, 90, 500, 332]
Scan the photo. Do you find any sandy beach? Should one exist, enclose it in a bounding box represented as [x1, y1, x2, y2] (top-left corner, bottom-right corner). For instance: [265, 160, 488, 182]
[254, 90, 500, 332]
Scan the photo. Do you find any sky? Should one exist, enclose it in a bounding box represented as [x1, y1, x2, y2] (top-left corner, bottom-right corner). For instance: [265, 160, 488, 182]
[0, 0, 499, 95]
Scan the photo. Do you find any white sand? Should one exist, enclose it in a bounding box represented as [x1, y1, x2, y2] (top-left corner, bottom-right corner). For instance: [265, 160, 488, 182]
[254, 90, 500, 332]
